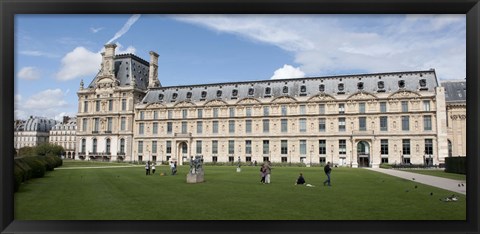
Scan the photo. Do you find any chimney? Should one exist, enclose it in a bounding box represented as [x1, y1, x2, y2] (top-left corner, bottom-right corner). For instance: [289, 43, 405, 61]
[102, 44, 117, 76]
[148, 51, 160, 88]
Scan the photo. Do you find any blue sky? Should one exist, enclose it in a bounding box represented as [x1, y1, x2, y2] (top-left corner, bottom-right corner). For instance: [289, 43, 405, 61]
[14, 14, 466, 120]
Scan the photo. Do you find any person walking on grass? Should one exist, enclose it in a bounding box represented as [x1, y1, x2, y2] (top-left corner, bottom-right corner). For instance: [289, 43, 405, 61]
[151, 163, 156, 175]
[264, 162, 271, 184]
[145, 161, 150, 175]
[260, 164, 266, 183]
[323, 162, 332, 186]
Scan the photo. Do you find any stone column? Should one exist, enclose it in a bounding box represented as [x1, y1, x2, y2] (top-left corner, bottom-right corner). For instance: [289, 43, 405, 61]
[435, 87, 448, 165]
[148, 51, 160, 88]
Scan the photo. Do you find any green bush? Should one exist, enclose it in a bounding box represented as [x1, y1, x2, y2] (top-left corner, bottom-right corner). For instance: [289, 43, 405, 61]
[445, 157, 466, 174]
[43, 155, 58, 171]
[21, 157, 46, 178]
[380, 163, 393, 169]
[14, 164, 25, 192]
[15, 159, 32, 181]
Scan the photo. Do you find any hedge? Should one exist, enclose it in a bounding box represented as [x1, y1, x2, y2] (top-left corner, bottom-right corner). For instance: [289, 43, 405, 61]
[14, 156, 63, 192]
[444, 157, 466, 174]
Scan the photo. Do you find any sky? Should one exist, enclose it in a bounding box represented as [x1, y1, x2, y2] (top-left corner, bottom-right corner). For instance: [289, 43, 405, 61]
[14, 14, 466, 121]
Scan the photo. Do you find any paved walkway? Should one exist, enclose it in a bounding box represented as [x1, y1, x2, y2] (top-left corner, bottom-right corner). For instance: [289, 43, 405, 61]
[367, 168, 466, 195]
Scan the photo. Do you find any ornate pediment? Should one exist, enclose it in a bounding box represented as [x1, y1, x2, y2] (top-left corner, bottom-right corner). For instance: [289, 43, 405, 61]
[174, 101, 197, 108]
[271, 96, 297, 104]
[145, 102, 167, 109]
[388, 90, 421, 99]
[95, 76, 119, 89]
[347, 91, 378, 100]
[204, 99, 228, 107]
[236, 98, 262, 105]
[308, 93, 336, 102]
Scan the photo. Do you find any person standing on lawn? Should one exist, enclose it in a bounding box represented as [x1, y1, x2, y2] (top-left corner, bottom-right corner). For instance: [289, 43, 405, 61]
[323, 162, 332, 186]
[145, 161, 150, 175]
[151, 163, 156, 175]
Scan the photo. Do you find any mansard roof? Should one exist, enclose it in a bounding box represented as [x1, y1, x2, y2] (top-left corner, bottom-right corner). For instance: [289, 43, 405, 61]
[141, 70, 438, 104]
[18, 116, 58, 132]
[441, 80, 466, 103]
[52, 117, 77, 131]
[87, 54, 150, 90]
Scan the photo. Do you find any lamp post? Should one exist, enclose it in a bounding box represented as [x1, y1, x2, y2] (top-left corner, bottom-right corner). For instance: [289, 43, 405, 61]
[289, 150, 291, 166]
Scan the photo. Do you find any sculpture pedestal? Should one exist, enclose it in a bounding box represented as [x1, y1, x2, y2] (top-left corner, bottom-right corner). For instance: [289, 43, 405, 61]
[186, 172, 205, 183]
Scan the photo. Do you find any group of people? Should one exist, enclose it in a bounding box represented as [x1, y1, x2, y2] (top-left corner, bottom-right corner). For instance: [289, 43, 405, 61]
[144, 161, 156, 175]
[259, 162, 272, 184]
[294, 162, 332, 187]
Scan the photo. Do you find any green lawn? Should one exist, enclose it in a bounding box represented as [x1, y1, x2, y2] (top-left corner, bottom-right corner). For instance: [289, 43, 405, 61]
[402, 169, 466, 181]
[15, 162, 466, 220]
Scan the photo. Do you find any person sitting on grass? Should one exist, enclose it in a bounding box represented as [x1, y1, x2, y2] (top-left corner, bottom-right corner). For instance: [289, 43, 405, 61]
[295, 173, 306, 185]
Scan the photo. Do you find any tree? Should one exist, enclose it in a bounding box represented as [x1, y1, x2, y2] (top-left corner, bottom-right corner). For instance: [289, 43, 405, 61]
[35, 143, 65, 157]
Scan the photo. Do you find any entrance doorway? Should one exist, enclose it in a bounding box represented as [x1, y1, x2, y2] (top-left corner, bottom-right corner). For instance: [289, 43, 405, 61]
[357, 141, 370, 167]
[177, 142, 188, 163]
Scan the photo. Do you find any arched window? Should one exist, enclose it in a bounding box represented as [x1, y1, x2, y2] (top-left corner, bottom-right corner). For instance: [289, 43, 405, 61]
[248, 88, 254, 96]
[377, 81, 385, 90]
[158, 94, 164, 100]
[398, 80, 405, 88]
[217, 90, 222, 97]
[265, 87, 271, 95]
[282, 86, 288, 93]
[319, 84, 325, 92]
[172, 93, 178, 99]
[338, 83, 344, 91]
[232, 89, 238, 96]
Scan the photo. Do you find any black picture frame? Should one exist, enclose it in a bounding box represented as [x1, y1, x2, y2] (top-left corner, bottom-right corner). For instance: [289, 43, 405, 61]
[1, 0, 479, 233]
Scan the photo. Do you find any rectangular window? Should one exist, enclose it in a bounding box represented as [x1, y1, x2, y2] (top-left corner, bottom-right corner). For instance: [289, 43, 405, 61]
[152, 141, 157, 154]
[138, 141, 143, 153]
[139, 123, 144, 135]
[281, 119, 288, 133]
[167, 122, 173, 134]
[359, 117, 367, 131]
[402, 139, 410, 155]
[94, 118, 99, 132]
[339, 140, 346, 155]
[299, 118, 307, 132]
[319, 140, 326, 155]
[196, 141, 202, 154]
[153, 111, 158, 120]
[82, 118, 87, 131]
[121, 117, 126, 131]
[425, 139, 433, 155]
[228, 140, 235, 154]
[246, 107, 252, 117]
[153, 122, 158, 134]
[212, 140, 218, 154]
[338, 103, 345, 114]
[380, 116, 388, 131]
[181, 121, 187, 134]
[338, 117, 346, 132]
[319, 104, 325, 114]
[229, 120, 235, 133]
[423, 116, 432, 131]
[299, 105, 306, 115]
[281, 140, 288, 155]
[245, 140, 252, 155]
[107, 117, 112, 131]
[423, 100, 430, 111]
[359, 103, 366, 113]
[402, 101, 408, 112]
[381, 139, 388, 155]
[229, 107, 235, 117]
[402, 116, 410, 131]
[319, 118, 326, 132]
[380, 102, 387, 113]
[108, 100, 113, 111]
[212, 121, 219, 134]
[263, 119, 270, 133]
[140, 111, 145, 120]
[96, 100, 100, 112]
[167, 110, 173, 119]
[197, 109, 203, 118]
[166, 141, 172, 154]
[300, 140, 307, 155]
[197, 121, 203, 134]
[121, 99, 126, 111]
[213, 108, 219, 118]
[263, 106, 270, 116]
[181, 109, 187, 119]
[281, 105, 287, 116]
[84, 101, 88, 112]
[245, 120, 252, 133]
[263, 140, 270, 155]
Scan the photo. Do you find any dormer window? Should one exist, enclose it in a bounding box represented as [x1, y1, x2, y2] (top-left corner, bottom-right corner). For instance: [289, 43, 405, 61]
[232, 89, 238, 96]
[338, 83, 344, 91]
[300, 85, 306, 93]
[378, 81, 385, 89]
[357, 82, 364, 90]
[398, 80, 405, 89]
[186, 92, 192, 99]
[419, 79, 427, 87]
[248, 88, 254, 96]
[172, 93, 178, 99]
[319, 84, 325, 92]
[265, 87, 271, 95]
[282, 86, 288, 93]
[201, 91, 207, 99]
[158, 94, 164, 100]
[216, 90, 222, 97]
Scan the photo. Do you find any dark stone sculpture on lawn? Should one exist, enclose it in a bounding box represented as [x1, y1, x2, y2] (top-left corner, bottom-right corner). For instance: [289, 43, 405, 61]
[187, 155, 204, 183]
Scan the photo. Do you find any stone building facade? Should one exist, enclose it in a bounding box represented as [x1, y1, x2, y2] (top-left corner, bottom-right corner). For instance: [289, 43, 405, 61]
[49, 116, 77, 159]
[14, 116, 58, 150]
[442, 80, 466, 157]
[76, 44, 450, 167]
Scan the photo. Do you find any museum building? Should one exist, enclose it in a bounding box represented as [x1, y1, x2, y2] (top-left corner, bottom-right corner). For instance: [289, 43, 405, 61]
[76, 44, 449, 168]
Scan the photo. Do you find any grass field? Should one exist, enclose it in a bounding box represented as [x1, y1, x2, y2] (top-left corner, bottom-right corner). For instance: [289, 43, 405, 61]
[401, 169, 466, 181]
[15, 161, 466, 220]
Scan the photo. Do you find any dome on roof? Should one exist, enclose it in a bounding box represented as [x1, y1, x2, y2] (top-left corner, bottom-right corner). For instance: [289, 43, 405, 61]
[24, 117, 58, 132]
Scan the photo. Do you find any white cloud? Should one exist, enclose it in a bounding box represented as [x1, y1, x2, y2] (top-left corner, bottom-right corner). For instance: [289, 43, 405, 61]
[15, 89, 74, 120]
[56, 47, 102, 81]
[106, 14, 141, 44]
[19, 50, 59, 58]
[175, 15, 465, 81]
[90, 27, 104, 33]
[17, 67, 41, 80]
[115, 43, 136, 54]
[271, 64, 305, 79]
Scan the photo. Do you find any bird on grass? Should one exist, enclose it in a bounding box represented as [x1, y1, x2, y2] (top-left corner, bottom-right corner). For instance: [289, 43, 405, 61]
[412, 178, 415, 181]
[414, 185, 418, 189]
[430, 192, 434, 196]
